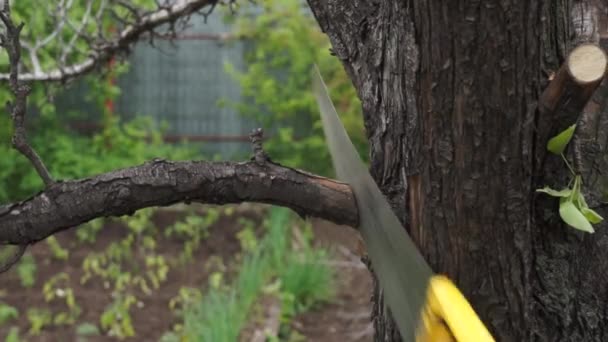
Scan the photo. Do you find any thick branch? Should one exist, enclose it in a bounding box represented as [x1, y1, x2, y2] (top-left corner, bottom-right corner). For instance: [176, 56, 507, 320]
[0, 159, 358, 245]
[0, 0, 222, 82]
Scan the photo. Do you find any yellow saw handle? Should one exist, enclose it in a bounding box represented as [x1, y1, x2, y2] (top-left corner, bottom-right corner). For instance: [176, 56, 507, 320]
[416, 275, 495, 342]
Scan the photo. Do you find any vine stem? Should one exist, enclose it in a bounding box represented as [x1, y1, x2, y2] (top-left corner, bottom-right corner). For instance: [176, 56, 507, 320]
[561, 153, 576, 176]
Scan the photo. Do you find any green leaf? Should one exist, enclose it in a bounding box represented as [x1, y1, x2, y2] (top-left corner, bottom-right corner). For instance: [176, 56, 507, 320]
[547, 124, 576, 155]
[536, 187, 572, 197]
[559, 200, 594, 233]
[0, 303, 18, 325]
[5, 327, 20, 342]
[76, 322, 100, 336]
[573, 188, 588, 210]
[571, 180, 603, 223]
[581, 207, 604, 224]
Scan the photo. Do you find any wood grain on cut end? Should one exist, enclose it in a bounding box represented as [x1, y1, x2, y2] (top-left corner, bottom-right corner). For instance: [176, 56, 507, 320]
[567, 44, 607, 84]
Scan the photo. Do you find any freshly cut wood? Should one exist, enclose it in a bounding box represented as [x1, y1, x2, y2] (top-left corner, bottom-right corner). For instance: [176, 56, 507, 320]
[567, 44, 607, 84]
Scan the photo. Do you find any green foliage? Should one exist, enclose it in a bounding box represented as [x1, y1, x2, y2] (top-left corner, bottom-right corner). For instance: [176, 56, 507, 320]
[0, 90, 199, 204]
[176, 207, 334, 341]
[537, 125, 603, 232]
[76, 322, 101, 337]
[0, 303, 18, 325]
[42, 273, 82, 325]
[77, 208, 217, 338]
[165, 209, 219, 264]
[0, 1, 196, 203]
[236, 224, 258, 252]
[279, 227, 334, 311]
[559, 197, 594, 233]
[168, 287, 203, 314]
[16, 253, 37, 288]
[4, 327, 20, 342]
[5, 0, 156, 75]
[547, 124, 576, 155]
[26, 308, 52, 335]
[100, 294, 137, 339]
[77, 219, 105, 244]
[81, 209, 171, 296]
[46, 236, 69, 261]
[227, 0, 367, 176]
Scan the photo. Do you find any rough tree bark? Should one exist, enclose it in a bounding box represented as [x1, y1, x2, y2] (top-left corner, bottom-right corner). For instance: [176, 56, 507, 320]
[308, 0, 608, 341]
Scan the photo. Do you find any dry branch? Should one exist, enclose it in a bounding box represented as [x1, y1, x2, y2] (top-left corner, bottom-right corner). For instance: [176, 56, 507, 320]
[0, 159, 358, 246]
[0, 4, 54, 185]
[0, 0, 227, 82]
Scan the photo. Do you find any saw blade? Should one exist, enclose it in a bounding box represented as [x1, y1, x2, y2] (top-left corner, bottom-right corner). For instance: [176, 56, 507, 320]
[313, 66, 433, 342]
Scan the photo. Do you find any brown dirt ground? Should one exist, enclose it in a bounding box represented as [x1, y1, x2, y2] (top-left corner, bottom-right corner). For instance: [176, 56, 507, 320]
[0, 206, 373, 342]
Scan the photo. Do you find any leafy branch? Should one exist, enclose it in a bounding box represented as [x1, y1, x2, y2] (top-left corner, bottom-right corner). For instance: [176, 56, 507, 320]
[537, 124, 603, 233]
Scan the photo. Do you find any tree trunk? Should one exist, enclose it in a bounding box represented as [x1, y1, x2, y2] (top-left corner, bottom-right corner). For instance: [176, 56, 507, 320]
[308, 0, 608, 341]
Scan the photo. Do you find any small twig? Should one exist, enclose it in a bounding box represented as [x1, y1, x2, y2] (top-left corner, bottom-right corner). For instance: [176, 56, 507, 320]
[0, 0, 222, 82]
[0, 4, 54, 185]
[0, 244, 27, 273]
[249, 128, 270, 165]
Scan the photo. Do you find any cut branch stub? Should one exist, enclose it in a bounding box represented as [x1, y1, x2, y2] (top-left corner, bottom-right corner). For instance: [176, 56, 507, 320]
[566, 44, 607, 85]
[536, 43, 607, 164]
[540, 44, 607, 113]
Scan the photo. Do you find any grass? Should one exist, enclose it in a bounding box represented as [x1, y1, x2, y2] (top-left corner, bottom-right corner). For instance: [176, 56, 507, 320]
[172, 207, 335, 342]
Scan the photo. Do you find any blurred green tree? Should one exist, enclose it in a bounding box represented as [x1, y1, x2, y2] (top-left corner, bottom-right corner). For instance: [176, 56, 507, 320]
[226, 0, 368, 176]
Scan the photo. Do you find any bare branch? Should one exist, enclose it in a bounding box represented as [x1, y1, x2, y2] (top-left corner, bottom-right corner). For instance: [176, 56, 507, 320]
[60, 0, 96, 65]
[0, 159, 358, 246]
[0, 0, 226, 82]
[0, 5, 54, 185]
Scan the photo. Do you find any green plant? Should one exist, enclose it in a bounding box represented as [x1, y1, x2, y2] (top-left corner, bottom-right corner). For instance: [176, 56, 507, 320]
[168, 287, 203, 314]
[16, 253, 36, 288]
[227, 0, 367, 176]
[144, 254, 169, 290]
[77, 219, 105, 244]
[81, 208, 170, 296]
[279, 226, 334, 311]
[42, 273, 82, 325]
[0, 303, 18, 325]
[236, 224, 259, 252]
[100, 294, 137, 339]
[45, 236, 69, 261]
[4, 327, 21, 342]
[26, 308, 52, 335]
[165, 209, 219, 264]
[76, 322, 101, 337]
[175, 207, 334, 341]
[537, 124, 604, 232]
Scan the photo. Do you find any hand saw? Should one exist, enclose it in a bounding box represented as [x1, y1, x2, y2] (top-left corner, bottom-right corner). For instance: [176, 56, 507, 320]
[312, 66, 495, 342]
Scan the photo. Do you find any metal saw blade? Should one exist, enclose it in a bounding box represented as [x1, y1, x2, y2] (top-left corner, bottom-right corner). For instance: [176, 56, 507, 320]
[312, 66, 433, 342]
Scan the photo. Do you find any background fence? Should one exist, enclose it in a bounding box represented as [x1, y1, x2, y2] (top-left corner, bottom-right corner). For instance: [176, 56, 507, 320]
[58, 12, 254, 159]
